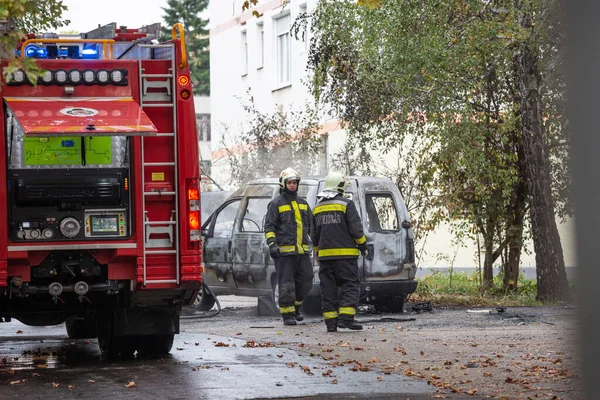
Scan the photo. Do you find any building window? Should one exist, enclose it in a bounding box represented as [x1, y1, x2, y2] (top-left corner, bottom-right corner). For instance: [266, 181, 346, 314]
[275, 14, 291, 86]
[299, 3, 308, 52]
[196, 113, 211, 142]
[257, 22, 264, 69]
[241, 30, 248, 76]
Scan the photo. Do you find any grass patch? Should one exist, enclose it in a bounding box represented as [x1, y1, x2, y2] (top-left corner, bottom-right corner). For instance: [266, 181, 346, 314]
[410, 269, 543, 307]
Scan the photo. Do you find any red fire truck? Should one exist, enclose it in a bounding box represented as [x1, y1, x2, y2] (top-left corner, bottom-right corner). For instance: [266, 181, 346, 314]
[0, 23, 203, 358]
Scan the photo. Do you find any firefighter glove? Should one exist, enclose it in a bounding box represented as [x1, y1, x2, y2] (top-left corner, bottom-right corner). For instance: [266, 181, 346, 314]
[358, 243, 368, 256]
[270, 246, 281, 260]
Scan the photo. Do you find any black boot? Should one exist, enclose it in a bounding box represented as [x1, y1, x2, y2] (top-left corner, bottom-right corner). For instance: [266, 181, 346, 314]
[282, 314, 297, 326]
[294, 305, 304, 322]
[338, 315, 363, 330]
[324, 318, 338, 332]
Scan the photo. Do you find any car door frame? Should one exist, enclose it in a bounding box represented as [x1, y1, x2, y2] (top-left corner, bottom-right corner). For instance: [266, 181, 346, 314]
[201, 197, 243, 295]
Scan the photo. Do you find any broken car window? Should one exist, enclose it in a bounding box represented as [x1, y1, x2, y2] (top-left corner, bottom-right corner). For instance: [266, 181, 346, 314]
[213, 200, 241, 238]
[240, 197, 270, 232]
[365, 193, 399, 232]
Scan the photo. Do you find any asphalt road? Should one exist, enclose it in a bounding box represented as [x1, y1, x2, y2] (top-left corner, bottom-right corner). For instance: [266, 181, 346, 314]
[0, 313, 435, 399]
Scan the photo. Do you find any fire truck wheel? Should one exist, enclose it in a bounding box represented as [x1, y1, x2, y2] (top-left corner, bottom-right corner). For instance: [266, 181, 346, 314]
[65, 316, 97, 339]
[136, 334, 175, 357]
[96, 320, 136, 359]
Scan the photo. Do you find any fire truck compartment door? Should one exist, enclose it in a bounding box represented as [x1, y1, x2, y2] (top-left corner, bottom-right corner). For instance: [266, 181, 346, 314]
[5, 97, 157, 136]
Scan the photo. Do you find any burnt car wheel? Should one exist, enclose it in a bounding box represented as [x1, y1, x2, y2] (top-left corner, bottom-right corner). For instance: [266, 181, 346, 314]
[373, 295, 405, 313]
[193, 284, 217, 311]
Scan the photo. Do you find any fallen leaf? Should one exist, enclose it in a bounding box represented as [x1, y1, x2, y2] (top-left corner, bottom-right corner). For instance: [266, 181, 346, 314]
[88, 380, 96, 384]
[68, 385, 75, 390]
[354, 346, 364, 351]
[9, 380, 20, 385]
[32, 373, 41, 377]
[236, 332, 243, 335]
[483, 372, 493, 377]
[176, 348, 184, 350]
[466, 389, 478, 395]
[16, 330, 23, 334]
[377, 376, 383, 381]
[368, 358, 379, 363]
[125, 381, 136, 388]
[52, 382, 60, 388]
[331, 379, 338, 384]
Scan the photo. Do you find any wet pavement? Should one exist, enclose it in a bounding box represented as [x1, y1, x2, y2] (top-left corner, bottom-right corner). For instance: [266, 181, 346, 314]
[0, 320, 433, 399]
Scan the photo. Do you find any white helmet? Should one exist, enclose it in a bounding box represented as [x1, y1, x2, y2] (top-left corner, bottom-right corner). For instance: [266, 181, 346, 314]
[279, 167, 301, 190]
[324, 171, 348, 194]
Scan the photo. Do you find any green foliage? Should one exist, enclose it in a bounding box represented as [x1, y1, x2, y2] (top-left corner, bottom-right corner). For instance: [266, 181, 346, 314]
[415, 269, 541, 306]
[0, 0, 69, 82]
[307, 0, 569, 290]
[161, 0, 209, 94]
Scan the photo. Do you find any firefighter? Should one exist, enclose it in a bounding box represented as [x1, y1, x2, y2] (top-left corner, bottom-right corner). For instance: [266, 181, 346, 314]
[313, 171, 369, 332]
[264, 168, 314, 326]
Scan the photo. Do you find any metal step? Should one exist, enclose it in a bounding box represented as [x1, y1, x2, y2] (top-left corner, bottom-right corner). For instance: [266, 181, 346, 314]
[144, 279, 178, 284]
[141, 103, 174, 108]
[144, 191, 176, 196]
[145, 250, 177, 255]
[143, 161, 175, 167]
[141, 73, 174, 78]
[145, 220, 176, 226]
[153, 132, 175, 137]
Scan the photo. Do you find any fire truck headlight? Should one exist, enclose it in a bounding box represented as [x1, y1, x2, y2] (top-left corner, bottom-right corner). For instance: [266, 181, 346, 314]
[69, 70, 82, 84]
[12, 70, 25, 83]
[110, 69, 124, 83]
[41, 70, 53, 84]
[83, 69, 95, 84]
[97, 69, 109, 84]
[54, 69, 68, 84]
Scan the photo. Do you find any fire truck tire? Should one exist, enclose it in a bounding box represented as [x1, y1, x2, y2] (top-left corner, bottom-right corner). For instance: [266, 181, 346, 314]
[65, 316, 97, 339]
[96, 320, 136, 359]
[136, 334, 174, 356]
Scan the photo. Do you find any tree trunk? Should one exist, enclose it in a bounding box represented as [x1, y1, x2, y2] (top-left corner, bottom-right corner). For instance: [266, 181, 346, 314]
[504, 144, 527, 292]
[516, 44, 570, 302]
[482, 224, 495, 289]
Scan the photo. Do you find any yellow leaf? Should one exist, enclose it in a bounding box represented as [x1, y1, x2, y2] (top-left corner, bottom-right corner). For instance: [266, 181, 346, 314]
[88, 380, 96, 384]
[52, 382, 60, 388]
[9, 380, 20, 385]
[125, 381, 136, 388]
[68, 385, 75, 390]
[357, 0, 383, 9]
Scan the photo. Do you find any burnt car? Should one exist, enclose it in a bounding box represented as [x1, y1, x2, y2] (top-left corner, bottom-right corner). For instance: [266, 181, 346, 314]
[198, 176, 417, 314]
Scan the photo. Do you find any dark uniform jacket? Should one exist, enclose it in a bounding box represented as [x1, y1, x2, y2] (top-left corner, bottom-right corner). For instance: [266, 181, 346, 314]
[264, 192, 313, 256]
[313, 194, 366, 260]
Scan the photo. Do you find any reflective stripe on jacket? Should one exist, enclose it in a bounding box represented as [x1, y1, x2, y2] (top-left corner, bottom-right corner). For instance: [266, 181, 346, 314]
[313, 194, 366, 260]
[264, 192, 313, 256]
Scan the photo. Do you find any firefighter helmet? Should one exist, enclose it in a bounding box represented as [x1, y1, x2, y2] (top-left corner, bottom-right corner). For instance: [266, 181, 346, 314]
[279, 168, 301, 190]
[324, 171, 348, 194]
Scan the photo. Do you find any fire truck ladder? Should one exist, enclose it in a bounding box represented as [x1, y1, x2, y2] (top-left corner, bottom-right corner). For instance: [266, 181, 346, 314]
[138, 43, 179, 286]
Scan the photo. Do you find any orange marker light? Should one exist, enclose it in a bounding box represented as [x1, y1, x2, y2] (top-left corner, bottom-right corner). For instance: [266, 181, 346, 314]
[189, 210, 200, 230]
[178, 75, 190, 86]
[124, 178, 129, 190]
[180, 89, 191, 99]
[188, 188, 199, 200]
